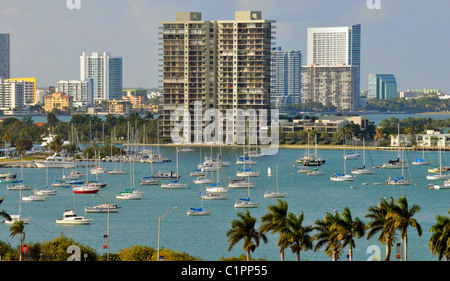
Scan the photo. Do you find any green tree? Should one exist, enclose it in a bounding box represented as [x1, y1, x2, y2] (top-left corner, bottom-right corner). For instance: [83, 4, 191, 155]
[0, 197, 11, 222]
[49, 135, 65, 154]
[14, 138, 33, 155]
[313, 211, 343, 261]
[279, 211, 314, 261]
[9, 220, 25, 261]
[329, 207, 365, 261]
[259, 199, 288, 260]
[385, 195, 422, 261]
[429, 210, 450, 261]
[366, 197, 397, 261]
[226, 210, 268, 261]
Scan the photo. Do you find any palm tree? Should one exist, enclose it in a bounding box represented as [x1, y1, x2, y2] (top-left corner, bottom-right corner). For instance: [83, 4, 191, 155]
[226, 210, 268, 261]
[374, 128, 386, 144]
[429, 210, 450, 261]
[385, 195, 422, 261]
[0, 197, 12, 222]
[366, 197, 397, 261]
[329, 207, 365, 261]
[49, 135, 64, 154]
[259, 199, 288, 261]
[313, 210, 343, 261]
[10, 220, 25, 261]
[279, 212, 314, 261]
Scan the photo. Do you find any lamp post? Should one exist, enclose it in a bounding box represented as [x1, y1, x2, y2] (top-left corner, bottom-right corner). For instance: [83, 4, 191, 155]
[157, 206, 177, 261]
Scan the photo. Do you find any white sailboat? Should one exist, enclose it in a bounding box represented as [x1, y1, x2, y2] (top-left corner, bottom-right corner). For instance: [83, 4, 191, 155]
[187, 184, 212, 216]
[161, 148, 189, 189]
[116, 151, 144, 199]
[264, 165, 286, 198]
[139, 155, 160, 186]
[234, 174, 259, 208]
[412, 146, 431, 165]
[386, 147, 413, 186]
[330, 142, 355, 182]
[351, 138, 374, 175]
[426, 145, 448, 180]
[4, 187, 31, 224]
[382, 124, 409, 169]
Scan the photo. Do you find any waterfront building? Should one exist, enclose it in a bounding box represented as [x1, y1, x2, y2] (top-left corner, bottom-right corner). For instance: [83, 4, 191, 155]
[80, 52, 123, 101]
[306, 24, 361, 108]
[44, 92, 73, 112]
[271, 47, 301, 107]
[5, 77, 36, 104]
[301, 64, 357, 111]
[0, 77, 24, 110]
[57, 79, 93, 106]
[416, 130, 450, 148]
[0, 33, 10, 79]
[159, 11, 275, 144]
[108, 99, 131, 115]
[368, 74, 397, 99]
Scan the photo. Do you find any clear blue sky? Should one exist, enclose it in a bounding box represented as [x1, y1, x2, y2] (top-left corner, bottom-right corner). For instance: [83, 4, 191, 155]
[1, 0, 448, 92]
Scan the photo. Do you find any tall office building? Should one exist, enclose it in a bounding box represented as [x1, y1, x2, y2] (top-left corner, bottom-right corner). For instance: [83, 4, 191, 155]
[0, 33, 11, 79]
[368, 74, 397, 100]
[301, 64, 357, 111]
[0, 78, 24, 110]
[80, 52, 123, 101]
[306, 24, 361, 108]
[159, 11, 275, 144]
[271, 47, 301, 107]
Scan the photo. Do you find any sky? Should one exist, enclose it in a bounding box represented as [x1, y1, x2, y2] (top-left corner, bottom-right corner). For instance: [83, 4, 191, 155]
[0, 0, 449, 92]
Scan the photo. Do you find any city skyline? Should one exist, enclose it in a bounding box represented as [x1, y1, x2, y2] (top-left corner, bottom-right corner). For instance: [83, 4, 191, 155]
[0, 0, 448, 93]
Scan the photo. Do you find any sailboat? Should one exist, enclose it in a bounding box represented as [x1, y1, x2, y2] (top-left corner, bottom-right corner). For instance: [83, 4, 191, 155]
[426, 145, 448, 180]
[412, 146, 431, 165]
[234, 174, 259, 208]
[116, 149, 144, 199]
[139, 154, 160, 186]
[382, 124, 409, 169]
[6, 155, 31, 190]
[187, 184, 212, 216]
[386, 147, 413, 186]
[297, 135, 326, 166]
[351, 138, 374, 175]
[4, 187, 31, 224]
[264, 165, 286, 198]
[161, 148, 189, 189]
[330, 142, 355, 182]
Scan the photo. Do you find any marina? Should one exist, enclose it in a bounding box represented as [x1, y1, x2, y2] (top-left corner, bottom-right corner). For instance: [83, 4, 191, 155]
[0, 146, 449, 261]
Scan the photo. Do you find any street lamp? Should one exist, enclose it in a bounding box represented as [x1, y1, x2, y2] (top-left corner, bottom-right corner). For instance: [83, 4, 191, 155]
[157, 206, 178, 261]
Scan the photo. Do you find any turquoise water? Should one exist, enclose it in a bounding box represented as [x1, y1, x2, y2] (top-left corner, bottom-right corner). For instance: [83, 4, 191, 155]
[0, 147, 448, 261]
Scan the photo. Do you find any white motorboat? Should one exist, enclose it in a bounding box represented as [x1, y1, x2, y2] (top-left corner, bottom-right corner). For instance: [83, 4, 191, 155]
[116, 189, 144, 200]
[22, 195, 47, 202]
[85, 203, 121, 213]
[161, 180, 189, 189]
[307, 170, 324, 176]
[90, 166, 105, 174]
[178, 147, 194, 152]
[35, 153, 76, 169]
[56, 209, 92, 225]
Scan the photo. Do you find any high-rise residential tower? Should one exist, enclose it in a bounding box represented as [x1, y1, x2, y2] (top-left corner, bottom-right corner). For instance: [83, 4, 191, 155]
[0, 33, 11, 79]
[368, 74, 397, 100]
[80, 52, 123, 101]
[271, 47, 301, 107]
[159, 11, 275, 144]
[306, 24, 361, 108]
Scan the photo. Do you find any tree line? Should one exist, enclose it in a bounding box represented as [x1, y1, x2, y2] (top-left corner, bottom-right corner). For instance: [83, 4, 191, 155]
[226, 196, 449, 261]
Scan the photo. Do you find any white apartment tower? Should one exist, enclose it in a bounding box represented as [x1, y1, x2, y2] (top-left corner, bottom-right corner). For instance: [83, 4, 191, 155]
[271, 47, 301, 107]
[159, 11, 275, 144]
[306, 24, 361, 109]
[80, 52, 123, 102]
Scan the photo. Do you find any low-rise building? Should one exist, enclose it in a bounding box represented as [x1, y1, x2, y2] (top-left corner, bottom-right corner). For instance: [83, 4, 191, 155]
[416, 130, 450, 147]
[108, 99, 131, 115]
[44, 92, 73, 112]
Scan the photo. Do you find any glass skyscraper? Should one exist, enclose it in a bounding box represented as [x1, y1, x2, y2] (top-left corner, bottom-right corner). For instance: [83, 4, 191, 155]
[271, 47, 301, 107]
[368, 74, 397, 100]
